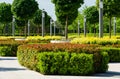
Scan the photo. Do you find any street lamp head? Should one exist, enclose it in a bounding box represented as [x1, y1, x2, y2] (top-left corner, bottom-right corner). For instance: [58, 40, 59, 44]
[84, 16, 86, 22]
[78, 20, 80, 25]
[114, 17, 116, 23]
[99, 0, 103, 9]
[50, 18, 54, 24]
[13, 16, 15, 22]
[42, 9, 45, 18]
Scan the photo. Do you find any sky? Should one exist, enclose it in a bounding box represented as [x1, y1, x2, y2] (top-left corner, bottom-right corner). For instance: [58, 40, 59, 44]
[0, 0, 96, 20]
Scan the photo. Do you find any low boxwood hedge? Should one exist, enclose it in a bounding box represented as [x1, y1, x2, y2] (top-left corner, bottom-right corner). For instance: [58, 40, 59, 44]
[0, 40, 27, 56]
[37, 52, 94, 75]
[17, 43, 109, 75]
[101, 47, 120, 62]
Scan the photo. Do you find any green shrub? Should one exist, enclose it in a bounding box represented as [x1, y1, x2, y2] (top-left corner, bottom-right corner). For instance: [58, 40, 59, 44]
[69, 53, 94, 75]
[17, 45, 39, 70]
[37, 52, 94, 75]
[95, 52, 109, 73]
[102, 47, 120, 62]
[0, 45, 17, 56]
[0, 46, 11, 56]
[17, 43, 109, 75]
[0, 40, 27, 56]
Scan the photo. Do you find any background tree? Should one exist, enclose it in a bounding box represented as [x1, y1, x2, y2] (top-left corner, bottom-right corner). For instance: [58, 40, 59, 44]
[52, 0, 84, 40]
[32, 9, 42, 34]
[32, 9, 51, 35]
[83, 6, 99, 37]
[68, 12, 84, 33]
[11, 0, 38, 36]
[0, 2, 12, 35]
[15, 19, 26, 35]
[96, 0, 120, 38]
[44, 11, 51, 34]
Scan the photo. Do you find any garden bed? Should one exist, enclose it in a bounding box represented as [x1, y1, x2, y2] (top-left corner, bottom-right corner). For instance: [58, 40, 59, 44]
[17, 43, 109, 75]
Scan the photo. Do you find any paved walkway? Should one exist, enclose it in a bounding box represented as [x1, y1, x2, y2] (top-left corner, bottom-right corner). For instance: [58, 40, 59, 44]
[0, 57, 120, 79]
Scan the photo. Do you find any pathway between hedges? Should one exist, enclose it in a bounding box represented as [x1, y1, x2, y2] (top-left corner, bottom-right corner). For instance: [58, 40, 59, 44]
[0, 57, 120, 79]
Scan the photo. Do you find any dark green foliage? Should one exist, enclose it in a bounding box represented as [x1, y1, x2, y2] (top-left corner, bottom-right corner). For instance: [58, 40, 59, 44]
[32, 9, 51, 26]
[84, 6, 99, 24]
[15, 18, 26, 27]
[32, 9, 42, 25]
[0, 45, 18, 56]
[102, 47, 120, 62]
[95, 52, 109, 72]
[11, 0, 38, 20]
[83, 6, 99, 36]
[37, 52, 93, 75]
[0, 46, 11, 56]
[0, 2, 12, 23]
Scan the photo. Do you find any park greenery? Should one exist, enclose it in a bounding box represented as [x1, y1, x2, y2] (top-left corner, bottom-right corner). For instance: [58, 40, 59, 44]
[0, 0, 120, 37]
[0, 0, 120, 76]
[52, 0, 84, 40]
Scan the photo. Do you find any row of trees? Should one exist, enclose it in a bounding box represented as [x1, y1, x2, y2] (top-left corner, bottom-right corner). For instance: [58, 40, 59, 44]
[1, 0, 120, 39]
[0, 0, 51, 36]
[52, 0, 120, 38]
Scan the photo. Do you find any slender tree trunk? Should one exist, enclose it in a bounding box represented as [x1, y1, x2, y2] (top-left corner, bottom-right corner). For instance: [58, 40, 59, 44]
[24, 21, 27, 37]
[65, 16, 68, 40]
[109, 17, 112, 38]
[37, 25, 39, 35]
[94, 24, 96, 37]
[3, 24, 6, 36]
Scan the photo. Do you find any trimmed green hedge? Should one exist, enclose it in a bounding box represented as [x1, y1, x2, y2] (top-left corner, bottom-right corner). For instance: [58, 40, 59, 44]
[37, 52, 94, 75]
[0, 40, 27, 56]
[17, 44, 109, 75]
[102, 47, 120, 62]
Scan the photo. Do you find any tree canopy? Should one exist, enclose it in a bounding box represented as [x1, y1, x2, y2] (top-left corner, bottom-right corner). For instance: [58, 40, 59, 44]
[52, 0, 84, 39]
[0, 2, 12, 24]
[11, 0, 38, 21]
[32, 9, 42, 25]
[32, 9, 51, 26]
[83, 6, 99, 24]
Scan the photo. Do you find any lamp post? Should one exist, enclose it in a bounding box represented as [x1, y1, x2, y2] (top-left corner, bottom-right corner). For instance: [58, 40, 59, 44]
[78, 20, 80, 37]
[99, 0, 103, 38]
[114, 17, 116, 36]
[54, 21, 56, 36]
[50, 18, 53, 36]
[42, 9, 45, 37]
[28, 20, 30, 36]
[12, 16, 15, 36]
[84, 16, 86, 37]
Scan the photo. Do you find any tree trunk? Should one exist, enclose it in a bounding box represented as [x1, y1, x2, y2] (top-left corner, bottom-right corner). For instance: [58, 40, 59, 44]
[24, 21, 27, 37]
[3, 24, 6, 36]
[109, 17, 112, 38]
[65, 16, 68, 40]
[37, 25, 39, 35]
[94, 24, 96, 37]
